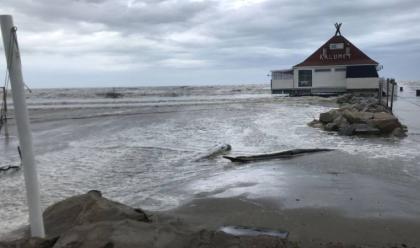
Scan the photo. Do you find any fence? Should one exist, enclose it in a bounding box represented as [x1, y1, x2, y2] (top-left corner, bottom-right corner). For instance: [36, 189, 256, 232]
[378, 78, 397, 112]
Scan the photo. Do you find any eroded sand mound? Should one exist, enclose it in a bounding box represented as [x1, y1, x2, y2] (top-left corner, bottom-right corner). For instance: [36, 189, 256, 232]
[0, 191, 290, 248]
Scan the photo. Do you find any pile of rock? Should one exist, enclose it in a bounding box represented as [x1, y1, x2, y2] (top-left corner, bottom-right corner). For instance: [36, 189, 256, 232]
[309, 94, 407, 137]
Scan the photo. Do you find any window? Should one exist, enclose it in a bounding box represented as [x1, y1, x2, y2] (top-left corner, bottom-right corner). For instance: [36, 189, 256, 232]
[329, 43, 344, 50]
[315, 68, 331, 72]
[272, 70, 293, 80]
[346, 65, 378, 78]
[298, 70, 312, 87]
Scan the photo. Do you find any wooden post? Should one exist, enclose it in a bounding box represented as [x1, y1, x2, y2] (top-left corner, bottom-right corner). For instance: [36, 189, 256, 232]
[386, 78, 390, 108]
[0, 15, 45, 238]
[390, 79, 395, 112]
[378, 80, 382, 105]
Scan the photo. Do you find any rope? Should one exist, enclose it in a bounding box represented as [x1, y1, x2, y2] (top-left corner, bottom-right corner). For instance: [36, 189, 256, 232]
[9, 26, 32, 93]
[0, 165, 21, 172]
[0, 27, 24, 170]
[0, 27, 15, 131]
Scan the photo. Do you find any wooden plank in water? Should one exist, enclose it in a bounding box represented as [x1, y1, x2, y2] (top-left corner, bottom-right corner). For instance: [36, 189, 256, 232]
[223, 148, 334, 163]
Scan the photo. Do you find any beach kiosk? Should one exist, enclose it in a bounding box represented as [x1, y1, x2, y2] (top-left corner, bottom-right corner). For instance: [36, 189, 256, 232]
[271, 23, 380, 95]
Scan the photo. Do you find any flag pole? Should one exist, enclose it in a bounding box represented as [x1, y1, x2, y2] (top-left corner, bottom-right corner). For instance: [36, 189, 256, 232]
[0, 15, 45, 238]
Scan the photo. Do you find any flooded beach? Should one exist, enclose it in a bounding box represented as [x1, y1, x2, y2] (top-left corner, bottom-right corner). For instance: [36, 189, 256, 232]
[1, 83, 420, 246]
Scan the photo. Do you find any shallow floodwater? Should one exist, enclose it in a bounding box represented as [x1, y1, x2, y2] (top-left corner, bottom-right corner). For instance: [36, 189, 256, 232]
[1, 83, 420, 238]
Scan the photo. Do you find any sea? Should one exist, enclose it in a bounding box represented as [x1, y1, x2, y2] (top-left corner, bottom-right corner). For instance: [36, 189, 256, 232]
[1, 82, 420, 238]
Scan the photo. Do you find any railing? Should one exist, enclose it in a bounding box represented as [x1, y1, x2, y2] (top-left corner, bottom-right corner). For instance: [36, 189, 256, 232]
[378, 78, 397, 112]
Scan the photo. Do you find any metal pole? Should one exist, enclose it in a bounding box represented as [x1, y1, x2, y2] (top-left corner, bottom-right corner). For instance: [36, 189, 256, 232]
[390, 79, 395, 112]
[0, 15, 45, 238]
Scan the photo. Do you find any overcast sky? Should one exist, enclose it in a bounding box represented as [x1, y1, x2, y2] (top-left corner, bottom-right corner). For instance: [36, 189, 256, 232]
[1, 0, 419, 88]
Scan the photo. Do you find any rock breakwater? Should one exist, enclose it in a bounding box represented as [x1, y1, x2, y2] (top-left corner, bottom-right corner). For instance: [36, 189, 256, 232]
[309, 94, 407, 137]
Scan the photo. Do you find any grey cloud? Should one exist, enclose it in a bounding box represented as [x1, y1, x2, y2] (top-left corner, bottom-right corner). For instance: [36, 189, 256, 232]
[6, 0, 215, 32]
[1, 0, 420, 87]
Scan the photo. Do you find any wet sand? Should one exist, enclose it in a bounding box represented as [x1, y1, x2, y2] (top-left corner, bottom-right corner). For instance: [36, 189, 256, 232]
[169, 196, 420, 247]
[4, 191, 419, 247]
[167, 148, 420, 247]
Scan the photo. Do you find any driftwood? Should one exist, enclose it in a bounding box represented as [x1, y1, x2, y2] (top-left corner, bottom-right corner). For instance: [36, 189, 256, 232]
[194, 144, 231, 161]
[223, 148, 334, 163]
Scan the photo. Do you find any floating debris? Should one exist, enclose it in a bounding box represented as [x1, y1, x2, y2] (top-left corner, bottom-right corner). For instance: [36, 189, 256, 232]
[96, 88, 124, 98]
[194, 144, 231, 161]
[105, 91, 123, 99]
[223, 148, 334, 163]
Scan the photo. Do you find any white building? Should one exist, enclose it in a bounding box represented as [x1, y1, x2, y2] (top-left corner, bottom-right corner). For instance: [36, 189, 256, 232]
[271, 24, 380, 95]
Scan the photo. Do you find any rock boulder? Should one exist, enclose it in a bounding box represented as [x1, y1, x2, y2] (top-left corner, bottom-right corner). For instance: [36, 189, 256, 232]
[332, 115, 349, 129]
[368, 112, 402, 133]
[324, 122, 338, 131]
[308, 119, 323, 128]
[43, 190, 149, 238]
[342, 110, 373, 124]
[0, 237, 58, 248]
[319, 110, 339, 124]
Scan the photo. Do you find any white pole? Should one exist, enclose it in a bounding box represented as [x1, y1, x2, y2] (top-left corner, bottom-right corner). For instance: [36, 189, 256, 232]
[0, 15, 45, 238]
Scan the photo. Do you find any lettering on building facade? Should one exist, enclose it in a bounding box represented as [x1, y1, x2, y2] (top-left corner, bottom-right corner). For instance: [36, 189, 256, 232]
[319, 46, 351, 60]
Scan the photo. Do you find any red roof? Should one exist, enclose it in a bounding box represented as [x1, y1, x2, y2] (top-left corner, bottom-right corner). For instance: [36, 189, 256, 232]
[294, 35, 378, 67]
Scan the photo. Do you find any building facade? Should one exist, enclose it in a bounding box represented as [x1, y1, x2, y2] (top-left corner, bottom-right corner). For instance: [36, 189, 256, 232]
[271, 24, 380, 95]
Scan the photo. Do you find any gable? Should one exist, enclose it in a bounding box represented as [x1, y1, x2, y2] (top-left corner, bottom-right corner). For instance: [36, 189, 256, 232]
[295, 35, 378, 67]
